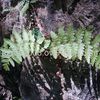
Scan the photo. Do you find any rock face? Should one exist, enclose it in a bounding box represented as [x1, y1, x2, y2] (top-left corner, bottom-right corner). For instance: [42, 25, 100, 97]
[0, 0, 100, 100]
[19, 56, 100, 100]
[33, 0, 100, 35]
[0, 73, 12, 100]
[0, 0, 100, 38]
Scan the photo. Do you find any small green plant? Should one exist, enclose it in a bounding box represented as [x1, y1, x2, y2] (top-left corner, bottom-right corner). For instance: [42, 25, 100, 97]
[50, 26, 100, 68]
[0, 28, 50, 70]
[0, 26, 100, 71]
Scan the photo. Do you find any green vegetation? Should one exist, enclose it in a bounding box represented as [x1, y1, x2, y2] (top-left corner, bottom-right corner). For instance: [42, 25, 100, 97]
[0, 26, 100, 71]
[50, 27, 100, 66]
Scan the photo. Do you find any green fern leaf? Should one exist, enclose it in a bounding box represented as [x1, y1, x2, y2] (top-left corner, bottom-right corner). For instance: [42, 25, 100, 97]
[58, 27, 65, 35]
[1, 58, 9, 69]
[15, 0, 25, 10]
[20, 2, 29, 15]
[0, 48, 12, 59]
[17, 43, 25, 59]
[91, 45, 99, 66]
[12, 56, 20, 64]
[4, 39, 18, 51]
[1, 26, 100, 70]
[22, 29, 29, 41]
[3, 39, 23, 62]
[76, 28, 84, 43]
[50, 31, 58, 39]
[8, 44, 22, 62]
[44, 40, 51, 49]
[37, 36, 45, 44]
[14, 52, 22, 62]
[95, 55, 100, 68]
[23, 42, 30, 56]
[92, 34, 100, 45]
[0, 48, 12, 54]
[1, 59, 9, 63]
[35, 43, 40, 55]
[39, 48, 45, 53]
[58, 45, 68, 58]
[77, 43, 85, 60]
[10, 35, 15, 42]
[12, 30, 22, 43]
[3, 64, 10, 71]
[30, 42, 34, 54]
[66, 26, 75, 43]
[31, 0, 38, 3]
[71, 43, 78, 59]
[28, 30, 35, 42]
[3, 41, 9, 49]
[65, 44, 72, 59]
[9, 58, 15, 67]
[85, 45, 93, 63]
[84, 30, 91, 45]
[50, 47, 58, 59]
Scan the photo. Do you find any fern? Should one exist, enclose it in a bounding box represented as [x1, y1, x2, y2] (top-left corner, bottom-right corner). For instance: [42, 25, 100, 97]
[58, 45, 68, 58]
[65, 25, 75, 43]
[77, 43, 85, 60]
[71, 43, 78, 60]
[50, 47, 58, 59]
[50, 26, 100, 68]
[92, 34, 100, 45]
[91, 46, 98, 66]
[84, 45, 93, 63]
[0, 26, 100, 71]
[0, 29, 49, 70]
[20, 1, 29, 16]
[30, 0, 38, 3]
[84, 30, 92, 46]
[95, 54, 100, 68]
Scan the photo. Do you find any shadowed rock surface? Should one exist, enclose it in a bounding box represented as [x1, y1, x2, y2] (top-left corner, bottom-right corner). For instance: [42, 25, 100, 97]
[0, 0, 100, 100]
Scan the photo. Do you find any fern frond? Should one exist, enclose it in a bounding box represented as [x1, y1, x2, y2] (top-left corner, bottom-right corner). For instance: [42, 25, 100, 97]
[0, 48, 15, 69]
[12, 30, 22, 43]
[20, 2, 29, 15]
[15, 0, 25, 10]
[3, 64, 10, 71]
[30, 0, 38, 3]
[28, 30, 35, 42]
[0, 48, 12, 59]
[84, 30, 91, 45]
[50, 31, 58, 39]
[34, 43, 40, 55]
[71, 43, 78, 60]
[29, 42, 35, 54]
[4, 39, 23, 62]
[95, 54, 100, 68]
[44, 40, 51, 49]
[11, 56, 21, 64]
[58, 45, 68, 58]
[37, 37, 45, 44]
[9, 58, 15, 67]
[58, 44, 72, 59]
[50, 47, 58, 59]
[1, 26, 100, 71]
[91, 50, 98, 66]
[77, 43, 85, 60]
[58, 27, 65, 35]
[22, 29, 29, 42]
[92, 34, 100, 46]
[65, 44, 72, 59]
[85, 45, 93, 63]
[66, 25, 75, 43]
[76, 28, 84, 43]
